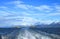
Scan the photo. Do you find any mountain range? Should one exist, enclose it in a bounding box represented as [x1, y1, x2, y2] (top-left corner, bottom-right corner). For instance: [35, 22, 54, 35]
[34, 22, 60, 28]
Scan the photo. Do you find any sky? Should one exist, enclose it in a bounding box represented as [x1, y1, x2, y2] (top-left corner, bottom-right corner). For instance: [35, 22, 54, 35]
[0, 0, 60, 27]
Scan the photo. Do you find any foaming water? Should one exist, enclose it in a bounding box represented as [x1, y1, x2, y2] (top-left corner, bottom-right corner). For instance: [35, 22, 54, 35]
[1, 28, 60, 39]
[17, 29, 52, 39]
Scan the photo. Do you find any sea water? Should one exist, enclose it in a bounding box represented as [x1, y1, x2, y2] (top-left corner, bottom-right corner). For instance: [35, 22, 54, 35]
[0, 27, 60, 39]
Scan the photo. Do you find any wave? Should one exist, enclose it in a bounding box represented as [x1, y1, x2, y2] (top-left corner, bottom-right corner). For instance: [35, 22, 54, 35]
[1, 28, 60, 39]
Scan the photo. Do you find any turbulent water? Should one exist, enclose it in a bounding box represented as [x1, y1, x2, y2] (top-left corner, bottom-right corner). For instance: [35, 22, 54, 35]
[0, 27, 60, 39]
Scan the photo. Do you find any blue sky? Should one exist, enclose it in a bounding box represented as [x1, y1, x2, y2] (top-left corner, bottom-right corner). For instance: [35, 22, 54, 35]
[0, 0, 60, 27]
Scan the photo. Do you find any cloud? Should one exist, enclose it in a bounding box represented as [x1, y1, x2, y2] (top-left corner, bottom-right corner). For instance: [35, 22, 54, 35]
[5, 0, 54, 13]
[0, 0, 60, 27]
[1, 16, 38, 26]
[55, 5, 60, 12]
[0, 10, 38, 26]
[13, 1, 53, 12]
[47, 13, 60, 16]
[34, 5, 53, 12]
[0, 6, 7, 9]
[6, 0, 30, 10]
[0, 11, 11, 17]
[10, 17, 38, 26]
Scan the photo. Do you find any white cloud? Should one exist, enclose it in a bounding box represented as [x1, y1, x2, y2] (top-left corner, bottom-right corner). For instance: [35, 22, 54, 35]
[0, 11, 12, 17]
[38, 20, 59, 24]
[7, 0, 53, 12]
[4, 0, 54, 14]
[0, 6, 7, 9]
[7, 0, 30, 10]
[14, 2, 53, 12]
[5, 0, 60, 13]
[2, 16, 38, 27]
[48, 13, 60, 16]
[16, 4, 29, 10]
[6, 1, 23, 5]
[55, 5, 60, 12]
[35, 5, 53, 12]
[0, 0, 60, 27]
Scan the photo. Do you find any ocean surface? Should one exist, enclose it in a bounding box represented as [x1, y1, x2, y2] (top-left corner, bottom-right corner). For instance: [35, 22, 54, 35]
[0, 27, 60, 39]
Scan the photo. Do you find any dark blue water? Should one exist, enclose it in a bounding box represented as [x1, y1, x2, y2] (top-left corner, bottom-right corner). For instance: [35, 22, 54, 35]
[0, 27, 60, 35]
[0, 28, 21, 35]
[0, 27, 60, 39]
[30, 27, 60, 35]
